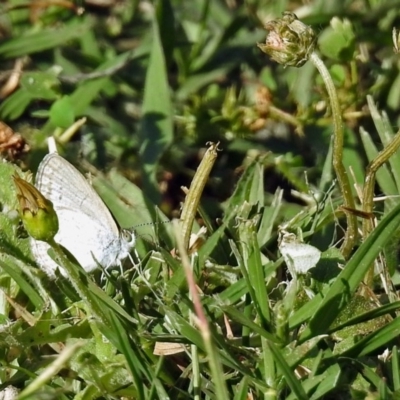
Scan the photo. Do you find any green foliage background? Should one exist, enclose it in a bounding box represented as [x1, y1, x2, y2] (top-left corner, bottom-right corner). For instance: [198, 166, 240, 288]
[2, 0, 400, 399]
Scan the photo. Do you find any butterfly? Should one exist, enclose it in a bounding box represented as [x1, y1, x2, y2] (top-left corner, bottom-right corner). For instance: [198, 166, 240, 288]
[30, 150, 135, 278]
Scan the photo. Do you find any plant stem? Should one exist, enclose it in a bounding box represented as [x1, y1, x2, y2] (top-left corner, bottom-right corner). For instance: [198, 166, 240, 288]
[173, 220, 229, 399]
[49, 240, 110, 326]
[310, 52, 357, 258]
[362, 128, 400, 286]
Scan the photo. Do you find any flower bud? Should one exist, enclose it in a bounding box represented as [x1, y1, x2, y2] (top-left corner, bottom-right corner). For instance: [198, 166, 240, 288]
[258, 12, 316, 67]
[13, 175, 59, 242]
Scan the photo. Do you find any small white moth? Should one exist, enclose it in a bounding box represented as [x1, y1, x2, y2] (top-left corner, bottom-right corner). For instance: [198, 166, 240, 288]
[278, 230, 321, 279]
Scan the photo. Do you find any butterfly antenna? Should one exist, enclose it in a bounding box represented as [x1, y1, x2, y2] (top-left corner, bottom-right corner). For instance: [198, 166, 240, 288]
[133, 220, 171, 229]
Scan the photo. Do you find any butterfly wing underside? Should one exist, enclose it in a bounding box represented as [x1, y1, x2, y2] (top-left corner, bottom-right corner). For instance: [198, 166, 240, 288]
[30, 153, 134, 277]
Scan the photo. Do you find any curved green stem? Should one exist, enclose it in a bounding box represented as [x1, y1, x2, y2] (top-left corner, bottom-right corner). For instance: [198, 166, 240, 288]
[362, 129, 400, 286]
[310, 52, 357, 258]
[49, 239, 110, 326]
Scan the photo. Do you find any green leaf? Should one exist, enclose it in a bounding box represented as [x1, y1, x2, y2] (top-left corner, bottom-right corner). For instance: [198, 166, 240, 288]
[340, 316, 400, 358]
[20, 71, 60, 100]
[155, 0, 175, 67]
[223, 158, 265, 220]
[0, 88, 33, 120]
[0, 19, 91, 58]
[268, 340, 308, 400]
[236, 212, 271, 326]
[360, 126, 398, 197]
[367, 95, 400, 191]
[92, 170, 173, 248]
[139, 18, 173, 204]
[49, 96, 75, 128]
[0, 257, 44, 309]
[318, 17, 356, 61]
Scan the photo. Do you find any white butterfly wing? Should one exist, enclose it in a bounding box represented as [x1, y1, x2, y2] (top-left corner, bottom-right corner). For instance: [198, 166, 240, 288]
[31, 239, 60, 278]
[31, 153, 135, 277]
[35, 153, 118, 231]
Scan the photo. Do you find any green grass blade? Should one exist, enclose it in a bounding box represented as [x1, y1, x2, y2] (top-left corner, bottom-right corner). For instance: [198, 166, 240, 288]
[367, 95, 400, 189]
[340, 316, 400, 358]
[392, 345, 400, 391]
[268, 340, 308, 400]
[0, 19, 91, 58]
[139, 18, 173, 203]
[360, 126, 398, 195]
[0, 258, 44, 309]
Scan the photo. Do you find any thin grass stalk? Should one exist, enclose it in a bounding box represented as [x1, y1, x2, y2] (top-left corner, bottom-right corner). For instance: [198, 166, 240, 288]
[309, 52, 357, 258]
[173, 219, 230, 399]
[362, 128, 400, 286]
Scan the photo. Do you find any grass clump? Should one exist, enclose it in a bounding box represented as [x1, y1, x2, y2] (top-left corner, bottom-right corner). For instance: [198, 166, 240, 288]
[2, 1, 400, 399]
